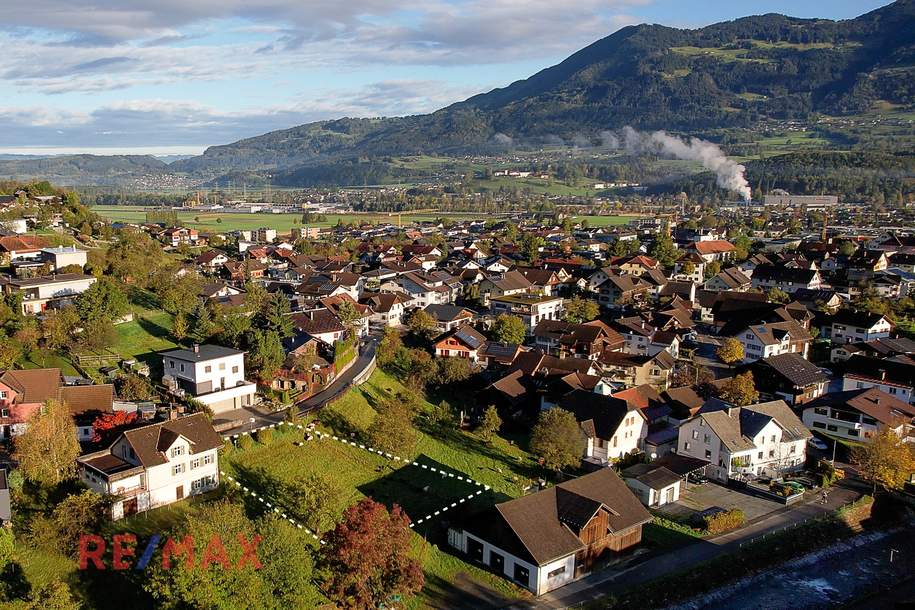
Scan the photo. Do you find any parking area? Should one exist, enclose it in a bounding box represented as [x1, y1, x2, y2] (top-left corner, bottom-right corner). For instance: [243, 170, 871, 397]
[657, 481, 785, 523]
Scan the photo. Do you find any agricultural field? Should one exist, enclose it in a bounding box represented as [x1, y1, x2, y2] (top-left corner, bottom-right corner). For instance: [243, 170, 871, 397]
[90, 205, 481, 233]
[570, 214, 637, 227]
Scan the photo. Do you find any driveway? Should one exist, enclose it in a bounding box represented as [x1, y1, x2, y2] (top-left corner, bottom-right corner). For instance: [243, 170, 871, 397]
[657, 481, 784, 523]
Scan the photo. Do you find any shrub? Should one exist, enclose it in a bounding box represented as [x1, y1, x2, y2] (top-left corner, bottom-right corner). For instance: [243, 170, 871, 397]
[237, 435, 254, 451]
[257, 428, 274, 445]
[704, 508, 745, 535]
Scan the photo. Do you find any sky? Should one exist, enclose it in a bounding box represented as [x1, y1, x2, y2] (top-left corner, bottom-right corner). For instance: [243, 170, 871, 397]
[0, 0, 893, 156]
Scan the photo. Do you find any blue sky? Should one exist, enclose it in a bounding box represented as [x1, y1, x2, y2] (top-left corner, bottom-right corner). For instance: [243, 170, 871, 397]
[0, 0, 892, 155]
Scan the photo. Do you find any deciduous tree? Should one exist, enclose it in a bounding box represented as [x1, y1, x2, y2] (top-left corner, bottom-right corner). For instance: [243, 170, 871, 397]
[478, 405, 502, 442]
[530, 408, 584, 472]
[365, 398, 416, 456]
[852, 430, 915, 494]
[14, 399, 80, 486]
[719, 371, 759, 406]
[716, 337, 745, 364]
[318, 498, 424, 609]
[407, 309, 437, 339]
[562, 297, 599, 324]
[75, 277, 129, 323]
[91, 410, 138, 443]
[491, 314, 525, 345]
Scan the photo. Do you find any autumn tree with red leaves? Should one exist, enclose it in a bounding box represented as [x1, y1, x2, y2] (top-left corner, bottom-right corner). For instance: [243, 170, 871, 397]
[91, 411, 138, 443]
[318, 498, 424, 609]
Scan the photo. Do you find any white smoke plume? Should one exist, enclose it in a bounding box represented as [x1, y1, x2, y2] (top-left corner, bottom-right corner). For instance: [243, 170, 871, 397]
[619, 126, 752, 201]
[492, 132, 513, 146]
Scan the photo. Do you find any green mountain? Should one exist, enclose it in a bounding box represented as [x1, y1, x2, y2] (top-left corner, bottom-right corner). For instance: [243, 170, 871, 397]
[170, 0, 915, 182]
[0, 154, 169, 185]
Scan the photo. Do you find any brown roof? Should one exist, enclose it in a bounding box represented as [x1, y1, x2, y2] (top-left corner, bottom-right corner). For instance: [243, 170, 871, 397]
[121, 413, 223, 468]
[470, 468, 650, 565]
[60, 384, 114, 417]
[806, 388, 915, 426]
[0, 235, 47, 252]
[0, 368, 62, 403]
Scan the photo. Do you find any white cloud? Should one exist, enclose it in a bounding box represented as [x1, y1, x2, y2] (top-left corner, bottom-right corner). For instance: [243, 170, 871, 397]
[0, 79, 483, 150]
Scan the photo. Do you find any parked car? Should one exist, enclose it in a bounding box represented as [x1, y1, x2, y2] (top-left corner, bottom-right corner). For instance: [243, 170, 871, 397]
[687, 471, 709, 485]
[808, 437, 829, 451]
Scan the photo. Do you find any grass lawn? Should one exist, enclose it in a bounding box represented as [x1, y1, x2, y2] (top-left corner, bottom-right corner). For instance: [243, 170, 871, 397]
[19, 349, 80, 376]
[570, 214, 638, 227]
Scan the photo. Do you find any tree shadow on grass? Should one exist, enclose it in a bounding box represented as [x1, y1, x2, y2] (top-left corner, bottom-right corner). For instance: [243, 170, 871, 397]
[358, 454, 510, 540]
[414, 417, 542, 486]
[420, 572, 520, 610]
[128, 288, 160, 311]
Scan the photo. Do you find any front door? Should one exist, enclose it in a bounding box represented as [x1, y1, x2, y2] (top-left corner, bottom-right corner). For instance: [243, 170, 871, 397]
[467, 538, 483, 563]
[665, 486, 675, 504]
[489, 551, 504, 574]
[176, 485, 184, 500]
[1, 425, 9, 440]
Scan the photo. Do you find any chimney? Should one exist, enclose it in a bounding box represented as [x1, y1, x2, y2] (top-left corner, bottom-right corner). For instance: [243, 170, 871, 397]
[727, 406, 740, 418]
[193, 343, 199, 354]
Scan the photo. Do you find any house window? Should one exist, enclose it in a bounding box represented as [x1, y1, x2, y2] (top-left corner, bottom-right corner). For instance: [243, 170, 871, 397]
[613, 436, 618, 448]
[770, 435, 776, 443]
[684, 442, 691, 451]
[232, 366, 239, 374]
[172, 464, 185, 476]
[180, 364, 185, 373]
[705, 449, 712, 459]
[0, 391, 6, 399]
[190, 458, 201, 469]
[203, 454, 214, 465]
[0, 408, 7, 417]
[547, 566, 566, 579]
[757, 451, 763, 459]
[692, 430, 699, 440]
[219, 362, 226, 370]
[513, 564, 530, 585]
[769, 450, 775, 458]
[205, 365, 212, 373]
[171, 446, 185, 458]
[704, 434, 710, 444]
[812, 421, 826, 429]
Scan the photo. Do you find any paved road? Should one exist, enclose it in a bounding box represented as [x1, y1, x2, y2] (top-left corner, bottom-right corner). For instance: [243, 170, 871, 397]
[215, 336, 378, 437]
[514, 483, 862, 609]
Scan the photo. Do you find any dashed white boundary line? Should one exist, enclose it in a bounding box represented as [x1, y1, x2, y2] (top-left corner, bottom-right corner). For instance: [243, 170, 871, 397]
[223, 420, 492, 531]
[220, 470, 324, 544]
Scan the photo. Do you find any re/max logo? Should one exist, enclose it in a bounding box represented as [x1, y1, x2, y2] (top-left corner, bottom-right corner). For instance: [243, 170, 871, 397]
[78, 533, 262, 571]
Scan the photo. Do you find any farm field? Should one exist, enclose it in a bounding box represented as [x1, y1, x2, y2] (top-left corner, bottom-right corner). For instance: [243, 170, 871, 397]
[570, 214, 638, 226]
[91, 205, 483, 232]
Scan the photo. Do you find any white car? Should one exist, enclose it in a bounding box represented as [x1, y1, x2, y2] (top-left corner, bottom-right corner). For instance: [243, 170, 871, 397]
[808, 437, 829, 451]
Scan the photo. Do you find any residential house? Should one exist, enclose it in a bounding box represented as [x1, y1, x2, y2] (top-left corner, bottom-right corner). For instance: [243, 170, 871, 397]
[750, 264, 823, 294]
[161, 344, 257, 414]
[802, 388, 915, 443]
[384, 271, 456, 308]
[0, 235, 47, 264]
[704, 267, 752, 292]
[516, 267, 569, 295]
[490, 294, 563, 335]
[830, 337, 915, 364]
[360, 292, 411, 326]
[447, 468, 650, 595]
[194, 250, 230, 273]
[677, 400, 810, 483]
[77, 413, 222, 519]
[733, 320, 812, 363]
[598, 351, 674, 389]
[613, 317, 656, 355]
[434, 326, 487, 362]
[826, 309, 893, 345]
[594, 275, 650, 307]
[533, 320, 624, 360]
[686, 240, 736, 264]
[424, 304, 476, 333]
[0, 369, 113, 441]
[842, 356, 915, 404]
[4, 273, 97, 314]
[672, 252, 706, 283]
[161, 227, 199, 247]
[40, 246, 87, 271]
[292, 308, 348, 346]
[478, 270, 534, 305]
[558, 390, 647, 464]
[320, 294, 372, 338]
[739, 353, 828, 406]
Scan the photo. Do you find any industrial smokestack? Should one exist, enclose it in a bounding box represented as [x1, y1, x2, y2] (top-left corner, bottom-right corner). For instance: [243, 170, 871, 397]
[619, 126, 752, 201]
